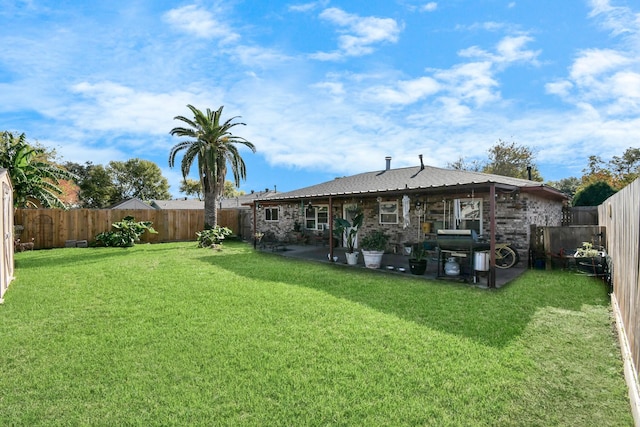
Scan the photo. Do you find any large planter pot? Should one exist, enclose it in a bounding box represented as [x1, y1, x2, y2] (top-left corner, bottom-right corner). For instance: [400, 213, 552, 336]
[362, 250, 384, 269]
[345, 251, 359, 265]
[408, 259, 427, 275]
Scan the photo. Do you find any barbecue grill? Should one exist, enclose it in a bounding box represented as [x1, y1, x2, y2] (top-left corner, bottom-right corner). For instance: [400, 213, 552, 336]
[436, 229, 490, 279]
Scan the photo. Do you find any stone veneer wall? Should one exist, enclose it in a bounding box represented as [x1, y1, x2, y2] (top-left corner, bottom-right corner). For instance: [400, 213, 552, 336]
[255, 192, 564, 260]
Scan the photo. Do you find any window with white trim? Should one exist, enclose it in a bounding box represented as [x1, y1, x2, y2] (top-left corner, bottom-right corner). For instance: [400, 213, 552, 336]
[265, 207, 279, 222]
[379, 200, 398, 224]
[454, 199, 482, 233]
[305, 205, 328, 230]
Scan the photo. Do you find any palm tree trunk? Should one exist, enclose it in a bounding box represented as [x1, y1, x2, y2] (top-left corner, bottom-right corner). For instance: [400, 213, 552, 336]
[204, 190, 218, 228]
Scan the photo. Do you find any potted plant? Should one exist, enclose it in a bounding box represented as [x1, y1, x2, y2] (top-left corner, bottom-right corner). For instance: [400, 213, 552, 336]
[573, 242, 607, 276]
[334, 210, 364, 265]
[408, 243, 428, 275]
[360, 229, 389, 269]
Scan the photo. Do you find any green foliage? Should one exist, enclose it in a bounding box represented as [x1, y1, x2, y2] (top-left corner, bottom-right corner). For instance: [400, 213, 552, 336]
[179, 178, 202, 200]
[410, 243, 427, 261]
[196, 225, 232, 248]
[65, 159, 171, 208]
[333, 208, 364, 253]
[64, 162, 116, 208]
[108, 158, 171, 202]
[482, 140, 543, 181]
[572, 181, 617, 206]
[546, 176, 581, 198]
[94, 216, 157, 247]
[447, 156, 483, 172]
[582, 147, 640, 190]
[2, 244, 632, 425]
[223, 180, 246, 198]
[0, 131, 76, 208]
[447, 140, 542, 181]
[169, 104, 256, 227]
[360, 229, 389, 251]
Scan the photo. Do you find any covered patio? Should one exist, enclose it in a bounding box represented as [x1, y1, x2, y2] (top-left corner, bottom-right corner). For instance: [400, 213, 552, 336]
[258, 243, 526, 289]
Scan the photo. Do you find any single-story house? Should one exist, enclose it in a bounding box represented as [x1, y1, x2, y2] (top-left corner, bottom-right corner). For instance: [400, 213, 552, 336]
[111, 198, 154, 210]
[252, 157, 567, 286]
[150, 198, 204, 210]
[151, 191, 272, 211]
[151, 191, 274, 238]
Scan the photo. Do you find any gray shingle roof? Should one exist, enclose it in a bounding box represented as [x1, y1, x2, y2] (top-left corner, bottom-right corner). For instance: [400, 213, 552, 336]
[257, 164, 564, 201]
[151, 191, 272, 210]
[151, 199, 204, 210]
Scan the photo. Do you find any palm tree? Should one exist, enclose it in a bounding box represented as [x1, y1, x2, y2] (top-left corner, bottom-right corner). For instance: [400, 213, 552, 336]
[168, 105, 256, 227]
[0, 131, 76, 208]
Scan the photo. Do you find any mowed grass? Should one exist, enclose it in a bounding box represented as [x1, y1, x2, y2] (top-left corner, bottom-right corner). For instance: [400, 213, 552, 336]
[0, 241, 632, 426]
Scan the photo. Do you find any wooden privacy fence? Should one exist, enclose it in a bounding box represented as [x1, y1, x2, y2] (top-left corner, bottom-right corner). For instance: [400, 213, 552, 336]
[14, 208, 242, 249]
[598, 177, 640, 419]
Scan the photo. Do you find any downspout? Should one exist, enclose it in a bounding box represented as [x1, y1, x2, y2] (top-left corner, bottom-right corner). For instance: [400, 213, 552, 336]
[489, 184, 496, 288]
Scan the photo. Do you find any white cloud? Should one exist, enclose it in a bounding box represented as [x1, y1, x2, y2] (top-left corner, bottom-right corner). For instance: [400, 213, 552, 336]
[459, 35, 540, 66]
[311, 8, 402, 60]
[68, 81, 212, 136]
[570, 48, 632, 82]
[433, 62, 500, 106]
[548, 1, 640, 120]
[163, 5, 240, 44]
[364, 77, 439, 105]
[421, 2, 438, 12]
[545, 80, 573, 97]
[288, 1, 329, 13]
[589, 0, 640, 37]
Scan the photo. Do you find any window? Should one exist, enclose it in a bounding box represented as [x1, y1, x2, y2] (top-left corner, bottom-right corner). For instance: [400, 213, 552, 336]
[454, 199, 482, 233]
[265, 207, 279, 222]
[305, 205, 328, 230]
[379, 200, 398, 224]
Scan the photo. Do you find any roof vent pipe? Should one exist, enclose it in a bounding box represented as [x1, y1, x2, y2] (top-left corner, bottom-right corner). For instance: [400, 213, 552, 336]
[385, 156, 392, 170]
[527, 166, 532, 181]
[419, 154, 424, 170]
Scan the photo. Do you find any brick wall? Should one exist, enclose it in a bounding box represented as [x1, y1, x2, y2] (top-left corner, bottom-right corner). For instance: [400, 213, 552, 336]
[255, 192, 564, 258]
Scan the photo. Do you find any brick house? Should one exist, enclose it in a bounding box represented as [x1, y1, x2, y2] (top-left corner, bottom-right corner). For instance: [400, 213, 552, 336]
[253, 157, 567, 269]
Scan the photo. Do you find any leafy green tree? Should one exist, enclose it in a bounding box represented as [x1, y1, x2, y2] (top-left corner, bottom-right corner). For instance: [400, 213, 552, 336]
[572, 181, 617, 206]
[179, 179, 245, 201]
[180, 178, 202, 200]
[546, 176, 581, 199]
[223, 180, 246, 198]
[65, 159, 171, 208]
[580, 147, 639, 192]
[0, 131, 75, 208]
[63, 161, 116, 208]
[482, 140, 543, 181]
[109, 158, 171, 202]
[447, 156, 482, 172]
[610, 147, 640, 186]
[169, 105, 256, 227]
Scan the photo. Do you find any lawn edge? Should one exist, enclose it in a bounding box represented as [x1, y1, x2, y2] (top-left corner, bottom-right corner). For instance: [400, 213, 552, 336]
[612, 292, 640, 426]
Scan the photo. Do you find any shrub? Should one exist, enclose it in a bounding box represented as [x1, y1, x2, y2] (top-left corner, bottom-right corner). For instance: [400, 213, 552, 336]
[196, 226, 232, 248]
[94, 216, 157, 247]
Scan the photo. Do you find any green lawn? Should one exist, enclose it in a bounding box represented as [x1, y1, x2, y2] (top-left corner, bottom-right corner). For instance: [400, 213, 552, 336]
[0, 241, 633, 426]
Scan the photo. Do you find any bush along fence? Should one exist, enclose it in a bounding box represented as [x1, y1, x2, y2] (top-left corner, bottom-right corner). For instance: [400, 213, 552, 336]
[14, 208, 241, 249]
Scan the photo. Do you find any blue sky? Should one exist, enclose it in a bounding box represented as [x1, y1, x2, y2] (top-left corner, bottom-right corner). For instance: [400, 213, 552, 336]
[1, 0, 639, 197]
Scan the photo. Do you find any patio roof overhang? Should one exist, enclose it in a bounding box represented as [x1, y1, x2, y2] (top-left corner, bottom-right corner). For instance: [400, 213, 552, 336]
[250, 181, 566, 204]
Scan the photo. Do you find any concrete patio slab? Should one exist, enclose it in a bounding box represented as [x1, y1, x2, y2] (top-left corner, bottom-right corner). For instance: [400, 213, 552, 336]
[258, 244, 526, 289]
